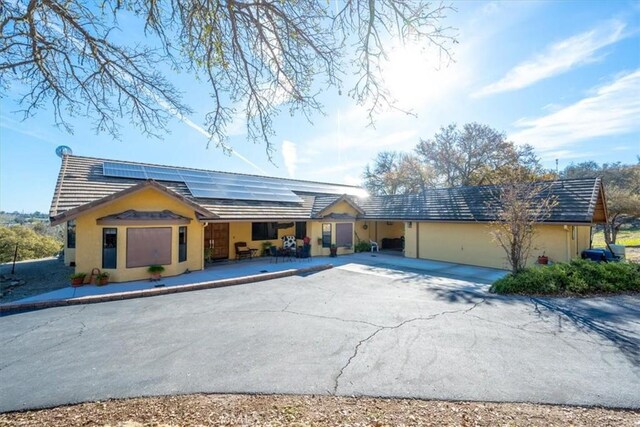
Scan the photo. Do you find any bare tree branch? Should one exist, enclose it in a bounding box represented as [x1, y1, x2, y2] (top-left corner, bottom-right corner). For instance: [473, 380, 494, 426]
[1, 0, 456, 159]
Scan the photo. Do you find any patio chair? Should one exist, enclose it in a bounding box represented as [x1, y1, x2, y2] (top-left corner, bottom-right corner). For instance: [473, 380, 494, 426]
[370, 240, 379, 252]
[234, 242, 255, 261]
[298, 243, 311, 261]
[269, 245, 284, 263]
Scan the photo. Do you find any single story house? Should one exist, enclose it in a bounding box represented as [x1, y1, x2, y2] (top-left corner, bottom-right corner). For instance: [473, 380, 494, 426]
[50, 155, 607, 282]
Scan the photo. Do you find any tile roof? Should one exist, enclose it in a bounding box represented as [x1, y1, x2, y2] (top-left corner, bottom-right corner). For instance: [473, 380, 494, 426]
[50, 155, 605, 224]
[354, 178, 605, 223]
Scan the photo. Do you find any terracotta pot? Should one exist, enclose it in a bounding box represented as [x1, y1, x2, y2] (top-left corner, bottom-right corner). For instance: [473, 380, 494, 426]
[150, 273, 162, 281]
[98, 278, 109, 286]
[537, 256, 549, 265]
[71, 278, 84, 287]
[330, 247, 338, 257]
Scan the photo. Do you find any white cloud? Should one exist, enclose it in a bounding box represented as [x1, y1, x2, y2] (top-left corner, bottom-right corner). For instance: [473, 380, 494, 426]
[281, 140, 298, 178]
[473, 20, 627, 97]
[509, 69, 640, 153]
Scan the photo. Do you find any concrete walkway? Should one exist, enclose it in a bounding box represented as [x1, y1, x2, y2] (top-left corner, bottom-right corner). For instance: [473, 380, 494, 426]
[4, 253, 507, 305]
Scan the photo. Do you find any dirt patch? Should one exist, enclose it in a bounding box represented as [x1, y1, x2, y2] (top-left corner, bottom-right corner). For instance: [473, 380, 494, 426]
[0, 258, 73, 303]
[0, 394, 637, 426]
[626, 247, 639, 263]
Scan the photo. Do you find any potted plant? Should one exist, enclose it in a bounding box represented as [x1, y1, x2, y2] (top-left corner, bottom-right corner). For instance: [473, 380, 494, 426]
[70, 272, 86, 287]
[537, 252, 549, 265]
[147, 264, 165, 281]
[261, 241, 273, 256]
[96, 272, 109, 286]
[329, 244, 338, 257]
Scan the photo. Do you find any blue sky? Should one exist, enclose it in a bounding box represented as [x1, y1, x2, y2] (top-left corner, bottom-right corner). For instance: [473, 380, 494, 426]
[1, 0, 639, 213]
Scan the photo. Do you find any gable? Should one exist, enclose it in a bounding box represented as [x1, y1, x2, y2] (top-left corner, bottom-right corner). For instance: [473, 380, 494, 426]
[51, 184, 209, 225]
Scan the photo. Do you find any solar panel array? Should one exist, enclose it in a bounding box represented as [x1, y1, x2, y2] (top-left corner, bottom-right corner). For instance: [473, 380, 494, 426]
[103, 161, 367, 202]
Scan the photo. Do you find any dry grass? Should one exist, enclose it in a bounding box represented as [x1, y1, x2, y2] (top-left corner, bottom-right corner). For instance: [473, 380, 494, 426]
[0, 394, 638, 427]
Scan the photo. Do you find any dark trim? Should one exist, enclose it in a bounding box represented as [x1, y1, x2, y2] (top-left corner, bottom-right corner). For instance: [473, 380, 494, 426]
[178, 226, 187, 263]
[97, 218, 191, 225]
[102, 228, 117, 269]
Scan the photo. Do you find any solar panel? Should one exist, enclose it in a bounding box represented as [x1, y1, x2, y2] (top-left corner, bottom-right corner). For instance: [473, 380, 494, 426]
[103, 162, 147, 179]
[102, 160, 362, 202]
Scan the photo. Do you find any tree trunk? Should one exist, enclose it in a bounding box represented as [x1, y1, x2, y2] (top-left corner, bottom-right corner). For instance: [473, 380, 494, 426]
[603, 223, 613, 244]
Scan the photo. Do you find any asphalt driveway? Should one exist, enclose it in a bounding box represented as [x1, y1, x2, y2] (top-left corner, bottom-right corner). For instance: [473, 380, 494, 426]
[1, 262, 639, 412]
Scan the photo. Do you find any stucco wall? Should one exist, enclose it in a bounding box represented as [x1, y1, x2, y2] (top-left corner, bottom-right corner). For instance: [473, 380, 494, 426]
[227, 221, 298, 257]
[74, 187, 204, 282]
[405, 222, 591, 270]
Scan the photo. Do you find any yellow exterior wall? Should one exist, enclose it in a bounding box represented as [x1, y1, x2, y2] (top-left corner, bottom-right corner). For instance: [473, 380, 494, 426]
[372, 221, 404, 242]
[413, 222, 585, 270]
[308, 220, 355, 256]
[575, 225, 592, 258]
[404, 222, 417, 258]
[355, 221, 372, 245]
[74, 187, 204, 282]
[227, 222, 298, 257]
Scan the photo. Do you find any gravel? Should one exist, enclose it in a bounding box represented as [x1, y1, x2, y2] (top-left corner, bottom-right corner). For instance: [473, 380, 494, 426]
[0, 394, 638, 426]
[0, 257, 72, 303]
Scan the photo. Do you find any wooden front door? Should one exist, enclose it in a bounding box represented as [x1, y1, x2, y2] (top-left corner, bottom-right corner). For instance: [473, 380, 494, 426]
[205, 223, 229, 260]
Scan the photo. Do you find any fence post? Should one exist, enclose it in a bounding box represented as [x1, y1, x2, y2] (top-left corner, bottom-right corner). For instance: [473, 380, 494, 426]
[11, 243, 18, 274]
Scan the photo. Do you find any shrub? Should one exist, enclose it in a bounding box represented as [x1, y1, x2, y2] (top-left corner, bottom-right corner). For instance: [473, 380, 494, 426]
[490, 259, 640, 296]
[354, 241, 371, 252]
[147, 264, 165, 274]
[0, 225, 63, 262]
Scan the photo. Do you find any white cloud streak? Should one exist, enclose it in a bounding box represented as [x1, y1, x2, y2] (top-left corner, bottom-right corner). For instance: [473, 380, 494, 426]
[473, 20, 627, 97]
[509, 69, 640, 153]
[281, 140, 297, 178]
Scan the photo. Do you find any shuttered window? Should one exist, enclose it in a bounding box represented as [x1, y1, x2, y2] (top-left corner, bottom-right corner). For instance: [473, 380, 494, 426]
[126, 227, 172, 268]
[336, 223, 353, 248]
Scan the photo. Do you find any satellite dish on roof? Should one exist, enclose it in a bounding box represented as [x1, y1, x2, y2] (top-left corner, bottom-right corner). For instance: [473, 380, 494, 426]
[55, 145, 73, 158]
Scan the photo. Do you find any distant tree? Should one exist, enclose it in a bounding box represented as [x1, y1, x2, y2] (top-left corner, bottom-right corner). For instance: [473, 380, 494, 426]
[487, 172, 558, 274]
[0, 226, 62, 262]
[562, 161, 640, 244]
[415, 123, 545, 187]
[362, 151, 435, 195]
[1, 0, 456, 159]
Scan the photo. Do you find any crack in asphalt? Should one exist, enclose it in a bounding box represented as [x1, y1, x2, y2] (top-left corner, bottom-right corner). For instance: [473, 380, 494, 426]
[0, 320, 87, 372]
[1, 305, 87, 346]
[331, 298, 487, 394]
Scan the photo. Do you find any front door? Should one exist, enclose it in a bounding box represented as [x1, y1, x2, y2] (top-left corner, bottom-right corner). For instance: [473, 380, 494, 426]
[205, 223, 229, 261]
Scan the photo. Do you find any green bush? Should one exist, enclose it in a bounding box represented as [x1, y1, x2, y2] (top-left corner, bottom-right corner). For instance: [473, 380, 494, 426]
[490, 259, 640, 296]
[354, 241, 371, 253]
[0, 225, 63, 262]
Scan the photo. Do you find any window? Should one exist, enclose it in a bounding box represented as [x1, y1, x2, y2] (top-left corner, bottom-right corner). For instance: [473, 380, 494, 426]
[67, 220, 76, 248]
[322, 223, 332, 248]
[336, 223, 353, 248]
[126, 228, 172, 268]
[252, 222, 278, 240]
[295, 222, 307, 239]
[102, 228, 117, 269]
[178, 226, 187, 262]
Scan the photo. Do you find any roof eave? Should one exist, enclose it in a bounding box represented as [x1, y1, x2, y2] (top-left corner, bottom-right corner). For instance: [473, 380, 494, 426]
[50, 180, 216, 226]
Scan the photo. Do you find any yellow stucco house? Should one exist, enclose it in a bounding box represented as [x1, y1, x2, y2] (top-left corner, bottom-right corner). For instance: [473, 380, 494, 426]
[50, 155, 607, 282]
